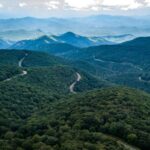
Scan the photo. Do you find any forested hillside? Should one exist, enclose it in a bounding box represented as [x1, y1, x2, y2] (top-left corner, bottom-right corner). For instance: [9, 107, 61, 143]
[58, 37, 150, 93]
[0, 50, 65, 67]
[0, 86, 149, 150]
[0, 65, 21, 81]
[0, 47, 149, 150]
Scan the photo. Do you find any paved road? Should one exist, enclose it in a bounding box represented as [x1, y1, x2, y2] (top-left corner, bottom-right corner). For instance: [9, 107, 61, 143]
[93, 56, 143, 71]
[3, 53, 28, 82]
[101, 133, 140, 150]
[18, 53, 28, 67]
[69, 72, 81, 94]
[139, 76, 150, 83]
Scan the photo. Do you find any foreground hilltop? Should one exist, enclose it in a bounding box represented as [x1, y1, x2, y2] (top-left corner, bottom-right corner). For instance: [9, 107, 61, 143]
[0, 86, 149, 150]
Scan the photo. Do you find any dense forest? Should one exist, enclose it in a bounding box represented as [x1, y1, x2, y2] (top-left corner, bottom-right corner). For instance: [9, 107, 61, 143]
[0, 49, 150, 150]
[55, 37, 150, 93]
[0, 65, 21, 81]
[0, 84, 150, 150]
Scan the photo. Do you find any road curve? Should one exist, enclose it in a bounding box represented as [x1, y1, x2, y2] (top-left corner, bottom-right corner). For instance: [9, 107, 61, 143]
[93, 56, 150, 84]
[69, 72, 81, 94]
[3, 53, 28, 82]
[18, 53, 28, 67]
[93, 56, 143, 71]
[139, 76, 150, 83]
[100, 133, 140, 150]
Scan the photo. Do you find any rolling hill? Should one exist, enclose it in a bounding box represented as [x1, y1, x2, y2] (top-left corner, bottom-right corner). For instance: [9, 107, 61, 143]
[0, 49, 150, 150]
[0, 50, 110, 93]
[0, 86, 149, 150]
[0, 50, 66, 67]
[58, 36, 150, 93]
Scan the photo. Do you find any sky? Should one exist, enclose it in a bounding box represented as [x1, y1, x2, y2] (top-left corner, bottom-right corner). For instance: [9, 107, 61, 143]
[0, 0, 150, 18]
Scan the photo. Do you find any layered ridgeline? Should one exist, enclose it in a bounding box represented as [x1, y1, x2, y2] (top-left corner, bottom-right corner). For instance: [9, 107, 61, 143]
[0, 49, 150, 149]
[10, 32, 113, 51]
[0, 16, 150, 38]
[56, 36, 150, 93]
[7, 36, 150, 93]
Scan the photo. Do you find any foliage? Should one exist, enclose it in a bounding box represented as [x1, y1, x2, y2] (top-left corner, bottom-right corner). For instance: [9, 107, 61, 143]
[0, 50, 150, 150]
[0, 65, 21, 81]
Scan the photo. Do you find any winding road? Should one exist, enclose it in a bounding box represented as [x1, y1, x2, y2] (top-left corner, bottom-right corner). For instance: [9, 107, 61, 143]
[100, 133, 140, 150]
[93, 55, 150, 84]
[3, 53, 28, 82]
[138, 76, 150, 83]
[1, 54, 141, 149]
[18, 53, 28, 67]
[69, 72, 81, 94]
[93, 56, 143, 71]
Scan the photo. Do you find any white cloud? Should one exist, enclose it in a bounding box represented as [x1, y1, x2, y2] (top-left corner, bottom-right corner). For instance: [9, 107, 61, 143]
[19, 2, 27, 8]
[102, 0, 143, 10]
[0, 3, 3, 8]
[91, 6, 100, 11]
[45, 1, 60, 10]
[145, 0, 150, 6]
[64, 0, 144, 11]
[65, 0, 98, 9]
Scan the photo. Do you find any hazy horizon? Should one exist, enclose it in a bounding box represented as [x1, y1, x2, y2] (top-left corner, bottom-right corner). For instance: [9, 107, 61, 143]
[0, 0, 150, 18]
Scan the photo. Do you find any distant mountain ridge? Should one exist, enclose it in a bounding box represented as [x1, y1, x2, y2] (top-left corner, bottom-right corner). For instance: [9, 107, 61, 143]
[122, 36, 150, 46]
[0, 29, 45, 41]
[0, 15, 150, 37]
[0, 39, 14, 49]
[101, 34, 135, 43]
[10, 32, 114, 52]
[56, 32, 113, 47]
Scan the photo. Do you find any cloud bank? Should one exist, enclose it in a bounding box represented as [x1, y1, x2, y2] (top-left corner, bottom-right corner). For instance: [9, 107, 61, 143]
[0, 0, 149, 18]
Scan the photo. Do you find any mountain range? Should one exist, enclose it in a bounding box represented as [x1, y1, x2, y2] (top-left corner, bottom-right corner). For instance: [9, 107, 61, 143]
[0, 49, 149, 150]
[0, 15, 150, 39]
[0, 16, 150, 150]
[55, 36, 150, 93]
[0, 32, 136, 51]
[10, 32, 114, 50]
[0, 39, 14, 49]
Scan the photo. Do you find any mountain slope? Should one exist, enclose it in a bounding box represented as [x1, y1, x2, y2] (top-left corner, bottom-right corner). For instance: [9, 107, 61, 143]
[0, 39, 14, 49]
[0, 50, 110, 93]
[0, 87, 149, 149]
[53, 87, 149, 150]
[0, 47, 150, 149]
[0, 65, 21, 81]
[10, 32, 113, 51]
[57, 32, 112, 47]
[59, 36, 150, 93]
[0, 50, 65, 67]
[122, 36, 150, 46]
[11, 35, 58, 50]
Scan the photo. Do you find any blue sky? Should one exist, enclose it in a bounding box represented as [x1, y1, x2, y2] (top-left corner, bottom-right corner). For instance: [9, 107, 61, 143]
[0, 0, 150, 18]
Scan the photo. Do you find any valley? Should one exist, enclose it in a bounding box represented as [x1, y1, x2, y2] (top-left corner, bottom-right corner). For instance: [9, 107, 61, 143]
[0, 17, 150, 150]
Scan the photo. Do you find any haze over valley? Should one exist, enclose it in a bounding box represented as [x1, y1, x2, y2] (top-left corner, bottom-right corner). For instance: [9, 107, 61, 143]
[0, 0, 150, 150]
